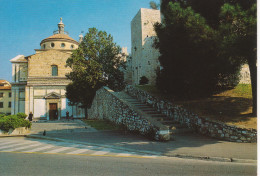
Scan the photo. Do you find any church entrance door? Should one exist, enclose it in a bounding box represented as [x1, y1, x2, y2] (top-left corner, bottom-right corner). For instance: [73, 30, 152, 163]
[49, 103, 58, 120]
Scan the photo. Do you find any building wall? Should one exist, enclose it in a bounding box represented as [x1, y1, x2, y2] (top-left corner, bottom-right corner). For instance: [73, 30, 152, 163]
[24, 85, 85, 120]
[11, 85, 25, 115]
[10, 51, 85, 119]
[0, 89, 12, 115]
[131, 8, 161, 85]
[28, 50, 72, 77]
[40, 41, 78, 50]
[240, 64, 251, 84]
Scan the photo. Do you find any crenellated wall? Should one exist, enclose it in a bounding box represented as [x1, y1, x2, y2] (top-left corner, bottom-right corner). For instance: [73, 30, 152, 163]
[125, 85, 257, 143]
[88, 87, 170, 141]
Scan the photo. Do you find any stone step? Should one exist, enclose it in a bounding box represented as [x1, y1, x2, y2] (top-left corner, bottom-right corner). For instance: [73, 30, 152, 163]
[135, 105, 151, 108]
[151, 114, 167, 118]
[126, 100, 140, 103]
[154, 117, 173, 122]
[162, 120, 179, 124]
[166, 123, 187, 130]
[170, 128, 194, 134]
[141, 108, 155, 111]
[145, 111, 161, 114]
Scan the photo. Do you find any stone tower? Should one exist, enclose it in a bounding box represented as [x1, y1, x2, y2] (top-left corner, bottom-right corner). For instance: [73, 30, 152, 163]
[131, 8, 161, 85]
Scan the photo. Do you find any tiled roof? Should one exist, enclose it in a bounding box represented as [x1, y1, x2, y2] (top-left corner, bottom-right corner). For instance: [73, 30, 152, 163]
[41, 34, 78, 44]
[0, 80, 11, 90]
[10, 55, 27, 63]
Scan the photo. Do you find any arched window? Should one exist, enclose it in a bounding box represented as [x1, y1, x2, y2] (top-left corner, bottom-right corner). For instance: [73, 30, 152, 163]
[52, 65, 58, 76]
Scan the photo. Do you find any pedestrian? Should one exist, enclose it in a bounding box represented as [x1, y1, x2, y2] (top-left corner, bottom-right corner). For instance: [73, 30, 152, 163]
[29, 112, 33, 122]
[66, 111, 69, 120]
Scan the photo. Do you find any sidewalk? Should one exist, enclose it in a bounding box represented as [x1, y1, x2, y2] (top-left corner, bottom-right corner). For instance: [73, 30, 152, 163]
[27, 120, 257, 163]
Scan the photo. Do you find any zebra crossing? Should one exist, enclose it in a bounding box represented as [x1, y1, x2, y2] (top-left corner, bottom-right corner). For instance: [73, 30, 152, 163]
[0, 138, 159, 158]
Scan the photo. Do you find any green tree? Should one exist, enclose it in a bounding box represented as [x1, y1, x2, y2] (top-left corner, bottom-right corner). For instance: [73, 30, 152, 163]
[219, 3, 257, 115]
[66, 28, 126, 117]
[161, 0, 255, 29]
[154, 2, 240, 98]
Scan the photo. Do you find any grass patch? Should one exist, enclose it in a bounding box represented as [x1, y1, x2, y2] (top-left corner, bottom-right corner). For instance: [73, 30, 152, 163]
[135, 84, 256, 129]
[82, 119, 124, 131]
[216, 84, 252, 98]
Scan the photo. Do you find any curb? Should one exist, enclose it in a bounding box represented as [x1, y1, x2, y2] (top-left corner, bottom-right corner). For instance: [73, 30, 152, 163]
[25, 134, 257, 164]
[0, 135, 28, 138]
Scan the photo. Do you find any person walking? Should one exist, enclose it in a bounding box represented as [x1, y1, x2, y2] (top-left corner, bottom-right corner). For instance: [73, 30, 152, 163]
[29, 112, 33, 122]
[66, 111, 69, 120]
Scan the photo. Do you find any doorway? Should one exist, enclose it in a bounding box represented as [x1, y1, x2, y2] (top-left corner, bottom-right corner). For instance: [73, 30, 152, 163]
[49, 103, 58, 120]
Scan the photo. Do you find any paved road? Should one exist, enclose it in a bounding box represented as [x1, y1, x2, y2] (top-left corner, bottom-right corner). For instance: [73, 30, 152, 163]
[27, 120, 257, 162]
[0, 137, 156, 158]
[0, 152, 256, 176]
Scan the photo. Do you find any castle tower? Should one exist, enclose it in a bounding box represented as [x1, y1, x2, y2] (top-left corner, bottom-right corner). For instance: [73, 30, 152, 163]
[131, 8, 161, 85]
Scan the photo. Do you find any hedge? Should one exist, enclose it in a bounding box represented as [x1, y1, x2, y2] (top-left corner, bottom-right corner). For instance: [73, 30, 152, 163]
[0, 113, 31, 132]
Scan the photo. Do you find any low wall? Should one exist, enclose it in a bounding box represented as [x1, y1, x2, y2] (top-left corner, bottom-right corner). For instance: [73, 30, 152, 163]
[125, 85, 257, 143]
[88, 87, 170, 141]
[0, 127, 30, 136]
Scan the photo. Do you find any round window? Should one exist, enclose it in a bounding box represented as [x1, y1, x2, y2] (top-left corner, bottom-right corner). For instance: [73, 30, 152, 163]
[51, 43, 55, 48]
[61, 43, 65, 48]
[71, 45, 74, 49]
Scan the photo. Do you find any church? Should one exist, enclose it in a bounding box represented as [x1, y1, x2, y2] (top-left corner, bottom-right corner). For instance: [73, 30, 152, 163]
[10, 18, 85, 120]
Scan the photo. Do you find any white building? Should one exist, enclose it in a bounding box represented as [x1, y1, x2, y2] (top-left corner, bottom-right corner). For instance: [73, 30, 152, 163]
[10, 18, 85, 120]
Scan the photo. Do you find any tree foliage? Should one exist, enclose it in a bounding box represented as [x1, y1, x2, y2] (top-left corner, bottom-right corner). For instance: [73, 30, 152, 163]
[154, 2, 240, 99]
[218, 3, 257, 114]
[161, 0, 255, 29]
[157, 0, 256, 114]
[66, 28, 126, 110]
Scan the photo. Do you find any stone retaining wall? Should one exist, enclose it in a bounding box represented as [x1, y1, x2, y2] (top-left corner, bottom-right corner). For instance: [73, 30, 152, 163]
[88, 87, 170, 141]
[0, 127, 30, 136]
[125, 85, 257, 143]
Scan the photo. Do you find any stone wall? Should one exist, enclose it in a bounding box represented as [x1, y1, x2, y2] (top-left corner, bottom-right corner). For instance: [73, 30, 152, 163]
[28, 50, 72, 77]
[0, 127, 30, 136]
[88, 87, 170, 141]
[125, 85, 257, 143]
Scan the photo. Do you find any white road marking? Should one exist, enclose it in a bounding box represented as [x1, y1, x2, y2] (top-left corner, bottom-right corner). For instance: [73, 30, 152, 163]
[0, 141, 36, 150]
[142, 155, 158, 158]
[4, 143, 43, 152]
[23, 145, 55, 152]
[66, 148, 90, 154]
[45, 146, 80, 153]
[92, 150, 110, 155]
[116, 153, 132, 156]
[0, 141, 19, 146]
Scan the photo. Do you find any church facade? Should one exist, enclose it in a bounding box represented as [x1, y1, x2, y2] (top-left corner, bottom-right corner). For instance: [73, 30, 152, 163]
[10, 19, 85, 120]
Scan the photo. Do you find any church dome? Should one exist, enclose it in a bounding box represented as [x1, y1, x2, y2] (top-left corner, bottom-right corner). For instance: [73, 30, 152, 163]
[40, 18, 79, 50]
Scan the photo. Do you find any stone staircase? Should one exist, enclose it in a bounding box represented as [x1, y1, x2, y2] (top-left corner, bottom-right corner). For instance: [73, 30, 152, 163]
[117, 92, 193, 139]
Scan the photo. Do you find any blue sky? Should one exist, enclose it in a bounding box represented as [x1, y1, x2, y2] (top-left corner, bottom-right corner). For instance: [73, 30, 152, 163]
[0, 0, 160, 81]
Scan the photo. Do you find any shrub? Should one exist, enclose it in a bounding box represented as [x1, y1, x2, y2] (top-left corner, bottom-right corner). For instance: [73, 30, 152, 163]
[0, 113, 6, 118]
[17, 112, 27, 119]
[139, 76, 149, 85]
[0, 114, 31, 133]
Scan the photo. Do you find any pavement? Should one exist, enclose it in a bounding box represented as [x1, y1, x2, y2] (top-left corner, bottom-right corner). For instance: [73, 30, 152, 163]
[25, 119, 257, 163]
